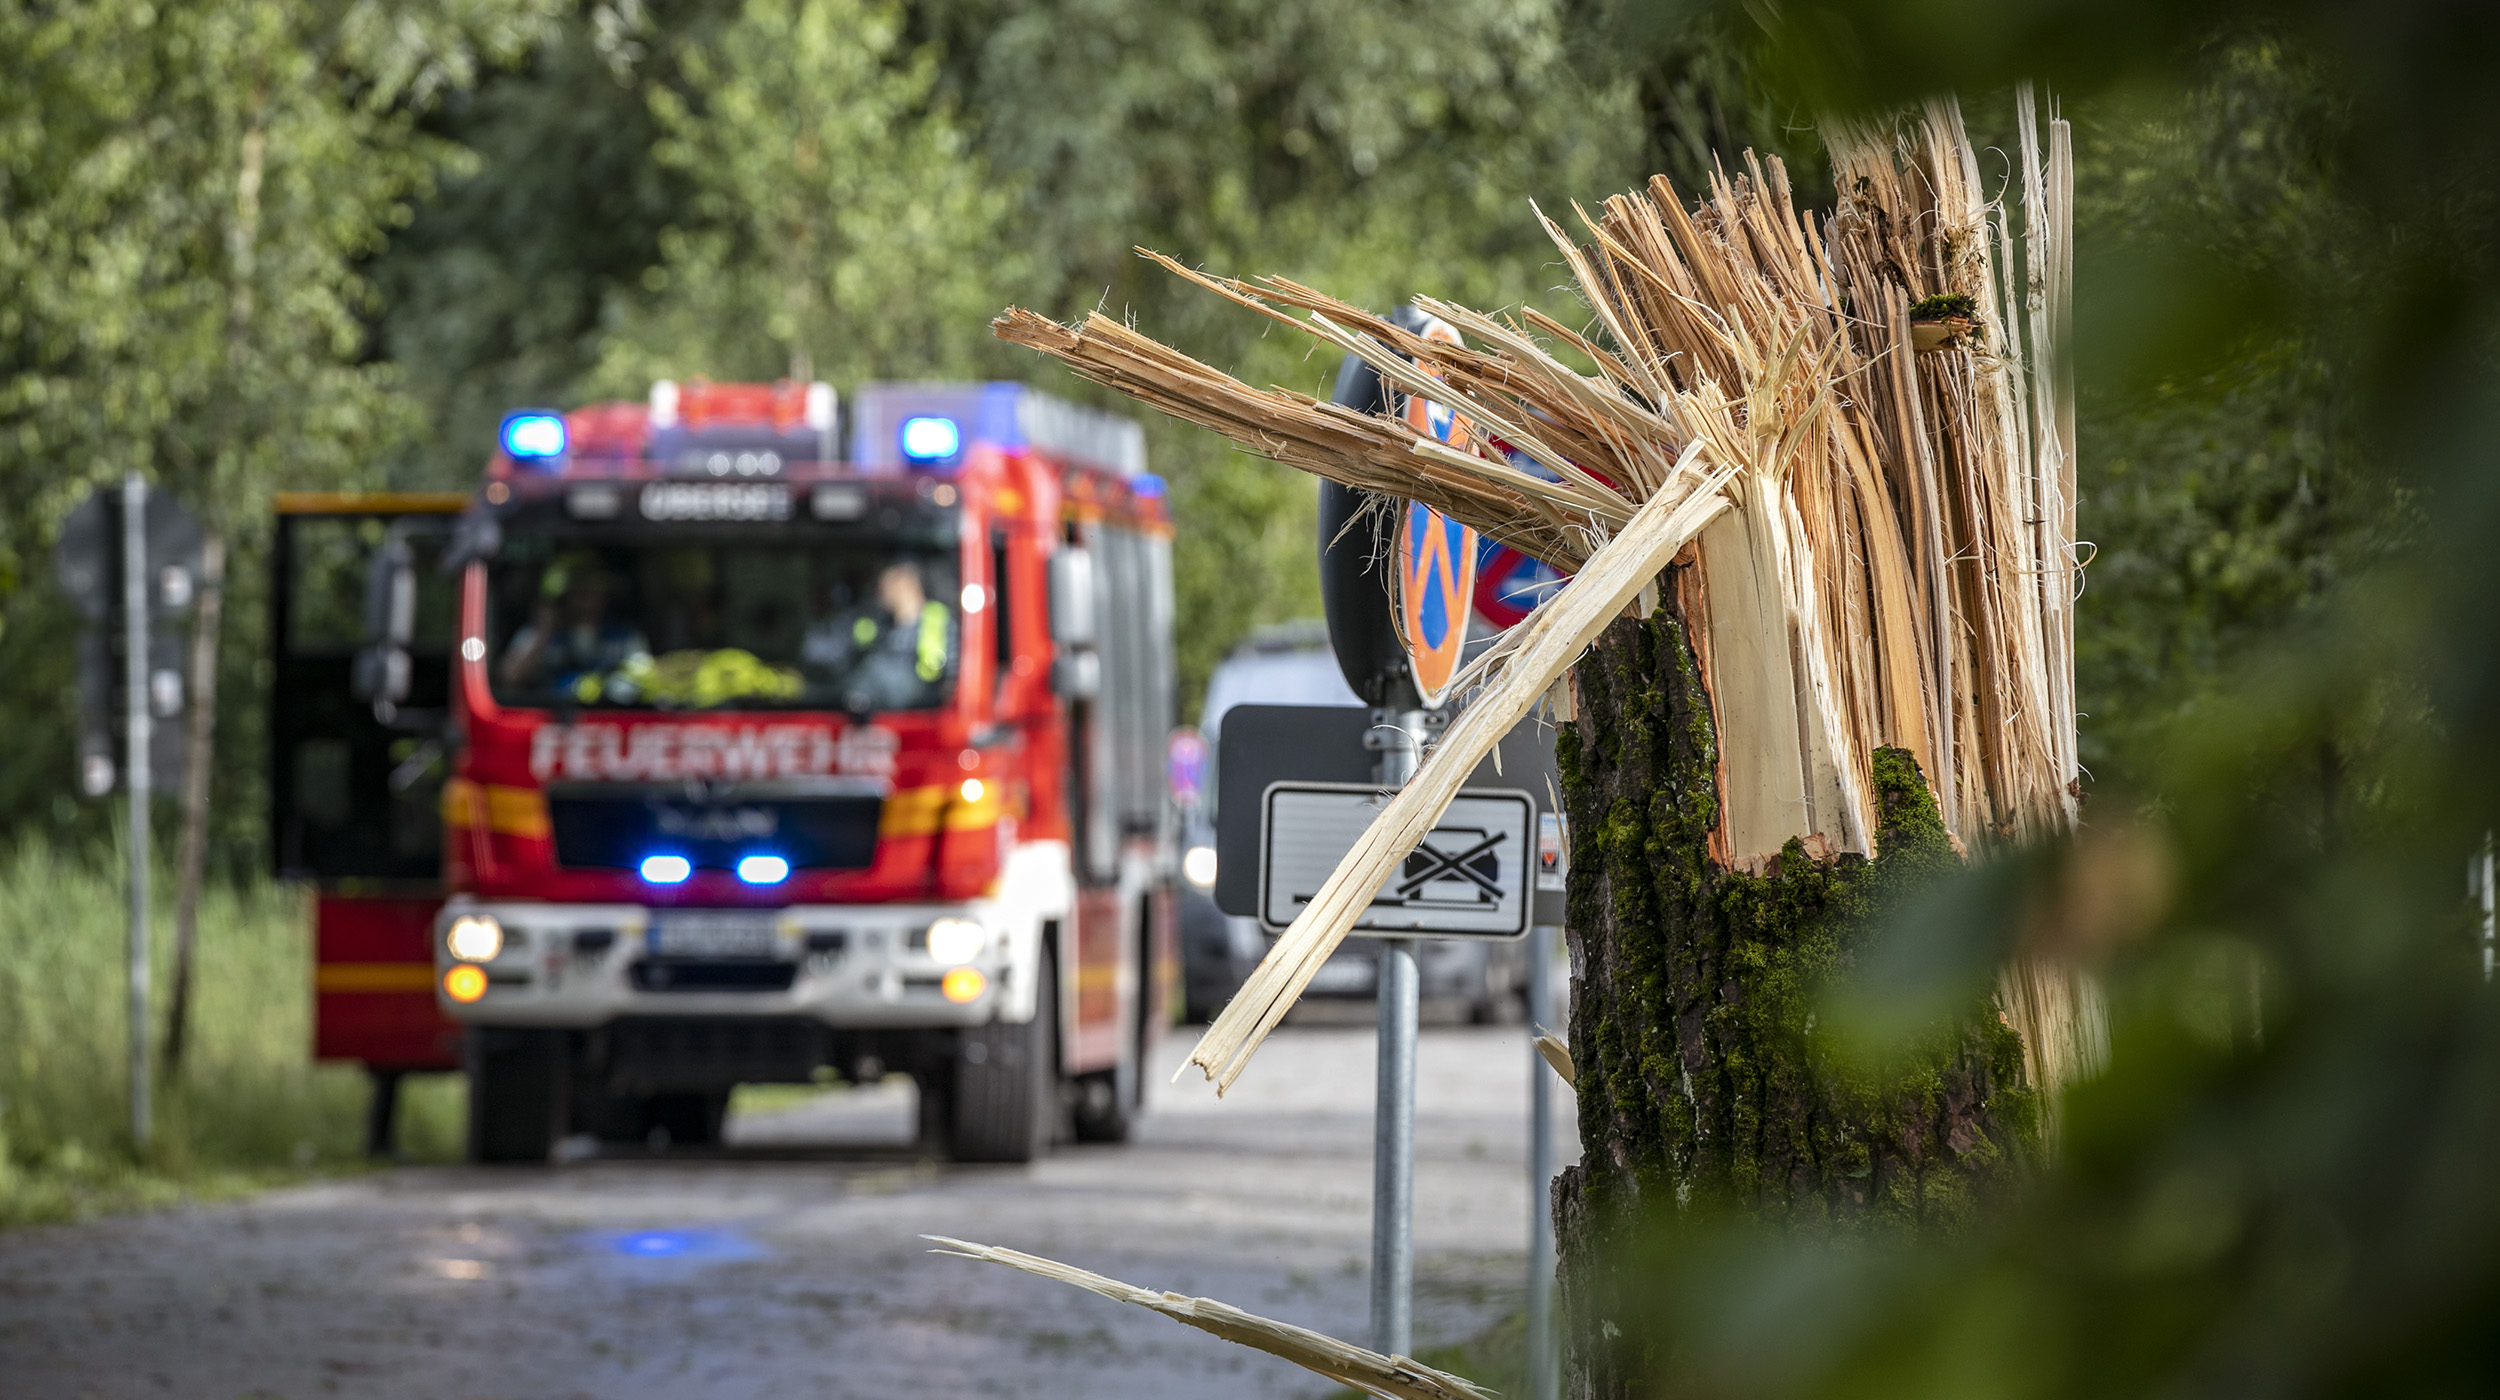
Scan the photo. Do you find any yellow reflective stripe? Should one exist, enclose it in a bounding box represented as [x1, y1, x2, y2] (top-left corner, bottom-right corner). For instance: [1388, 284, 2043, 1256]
[877, 784, 1003, 837]
[1073, 965, 1120, 993]
[946, 783, 1002, 831]
[879, 786, 948, 838]
[274, 491, 467, 516]
[316, 963, 438, 993]
[915, 601, 949, 682]
[486, 786, 550, 839]
[442, 777, 474, 825]
[441, 780, 549, 839]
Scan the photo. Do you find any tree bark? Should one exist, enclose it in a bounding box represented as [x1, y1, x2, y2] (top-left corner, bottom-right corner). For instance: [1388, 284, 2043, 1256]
[1552, 595, 2040, 1399]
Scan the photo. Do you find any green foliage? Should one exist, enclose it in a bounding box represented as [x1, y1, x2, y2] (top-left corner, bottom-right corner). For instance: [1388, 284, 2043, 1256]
[586, 0, 1025, 394]
[2069, 43, 2405, 787]
[0, 840, 461, 1226]
[370, 10, 692, 490]
[1556, 0, 1826, 204]
[0, 0, 563, 857]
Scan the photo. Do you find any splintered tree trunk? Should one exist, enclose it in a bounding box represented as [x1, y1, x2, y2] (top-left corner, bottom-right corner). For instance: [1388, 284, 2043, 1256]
[1552, 598, 2041, 1399]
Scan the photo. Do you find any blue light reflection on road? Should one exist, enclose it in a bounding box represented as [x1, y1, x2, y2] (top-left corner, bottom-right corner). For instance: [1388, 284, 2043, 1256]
[580, 1228, 766, 1264]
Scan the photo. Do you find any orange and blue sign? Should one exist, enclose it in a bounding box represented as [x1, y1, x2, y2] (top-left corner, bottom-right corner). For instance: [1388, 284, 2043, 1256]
[1400, 503, 1477, 704]
[1396, 313, 1478, 706]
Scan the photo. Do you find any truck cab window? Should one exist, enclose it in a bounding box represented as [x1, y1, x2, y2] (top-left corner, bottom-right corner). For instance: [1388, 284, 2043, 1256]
[486, 532, 961, 712]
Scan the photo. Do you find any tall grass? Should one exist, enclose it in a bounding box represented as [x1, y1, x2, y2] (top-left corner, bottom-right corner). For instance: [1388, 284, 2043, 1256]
[0, 839, 462, 1225]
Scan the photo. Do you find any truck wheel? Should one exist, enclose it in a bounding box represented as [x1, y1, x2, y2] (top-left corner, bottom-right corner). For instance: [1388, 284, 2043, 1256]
[468, 1029, 565, 1164]
[949, 959, 1058, 1163]
[1071, 1070, 1133, 1142]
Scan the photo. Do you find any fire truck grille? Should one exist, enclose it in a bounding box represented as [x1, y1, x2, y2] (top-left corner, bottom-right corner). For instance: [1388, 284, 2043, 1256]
[629, 958, 799, 993]
[546, 785, 883, 874]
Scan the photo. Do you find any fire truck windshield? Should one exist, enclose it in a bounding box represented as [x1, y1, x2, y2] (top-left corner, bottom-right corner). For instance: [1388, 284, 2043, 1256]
[486, 529, 961, 713]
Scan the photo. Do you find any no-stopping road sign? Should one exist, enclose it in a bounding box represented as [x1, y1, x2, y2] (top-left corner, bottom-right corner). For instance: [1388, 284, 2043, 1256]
[1258, 781, 1535, 939]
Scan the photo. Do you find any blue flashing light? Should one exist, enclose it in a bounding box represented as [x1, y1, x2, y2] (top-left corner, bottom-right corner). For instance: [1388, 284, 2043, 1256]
[735, 854, 790, 885]
[501, 411, 568, 460]
[899, 415, 962, 464]
[639, 853, 692, 884]
[1130, 472, 1166, 499]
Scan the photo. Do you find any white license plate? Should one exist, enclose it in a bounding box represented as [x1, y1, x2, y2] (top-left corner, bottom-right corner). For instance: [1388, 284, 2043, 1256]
[649, 919, 781, 958]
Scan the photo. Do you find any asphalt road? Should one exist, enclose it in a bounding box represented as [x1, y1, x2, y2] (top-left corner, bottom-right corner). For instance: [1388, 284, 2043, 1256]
[0, 1017, 1576, 1399]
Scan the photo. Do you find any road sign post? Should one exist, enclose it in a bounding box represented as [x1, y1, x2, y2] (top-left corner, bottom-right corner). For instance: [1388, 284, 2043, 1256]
[1216, 701, 1566, 1356]
[1371, 707, 1424, 1358]
[121, 473, 153, 1153]
[56, 477, 202, 1154]
[1526, 921, 1559, 1400]
[1310, 308, 1544, 1362]
[1372, 931, 1417, 1356]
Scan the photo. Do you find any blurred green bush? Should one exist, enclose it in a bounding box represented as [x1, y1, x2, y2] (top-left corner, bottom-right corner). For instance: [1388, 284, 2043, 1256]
[0, 842, 461, 1226]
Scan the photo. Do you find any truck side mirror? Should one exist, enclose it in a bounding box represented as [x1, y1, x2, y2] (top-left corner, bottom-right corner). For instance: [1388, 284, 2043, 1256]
[1051, 650, 1100, 701]
[350, 533, 416, 716]
[1047, 547, 1097, 648]
[1048, 547, 1100, 700]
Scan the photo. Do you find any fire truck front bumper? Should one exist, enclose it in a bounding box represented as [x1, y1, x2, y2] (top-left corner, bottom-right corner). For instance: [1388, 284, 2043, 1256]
[428, 897, 1044, 1031]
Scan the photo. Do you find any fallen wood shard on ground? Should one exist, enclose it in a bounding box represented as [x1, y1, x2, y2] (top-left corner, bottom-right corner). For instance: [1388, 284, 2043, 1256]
[997, 90, 2093, 1100]
[923, 1237, 1497, 1400]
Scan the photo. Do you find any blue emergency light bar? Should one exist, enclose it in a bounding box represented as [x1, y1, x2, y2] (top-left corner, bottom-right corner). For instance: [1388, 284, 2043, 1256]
[851, 383, 1146, 478]
[491, 383, 1147, 482]
[898, 415, 962, 465]
[501, 412, 569, 461]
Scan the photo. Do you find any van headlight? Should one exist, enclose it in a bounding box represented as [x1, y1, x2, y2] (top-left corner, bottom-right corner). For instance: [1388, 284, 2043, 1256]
[1182, 845, 1218, 889]
[924, 918, 987, 966]
[445, 914, 505, 963]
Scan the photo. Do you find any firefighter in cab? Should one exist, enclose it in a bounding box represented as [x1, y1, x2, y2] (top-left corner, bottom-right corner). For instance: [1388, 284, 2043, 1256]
[804, 557, 956, 712]
[498, 552, 649, 694]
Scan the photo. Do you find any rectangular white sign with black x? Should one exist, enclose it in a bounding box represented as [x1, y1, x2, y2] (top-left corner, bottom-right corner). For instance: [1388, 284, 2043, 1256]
[1257, 781, 1535, 939]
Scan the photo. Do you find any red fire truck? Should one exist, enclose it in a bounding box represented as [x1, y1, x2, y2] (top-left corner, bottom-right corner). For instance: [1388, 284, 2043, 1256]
[271, 380, 1178, 1163]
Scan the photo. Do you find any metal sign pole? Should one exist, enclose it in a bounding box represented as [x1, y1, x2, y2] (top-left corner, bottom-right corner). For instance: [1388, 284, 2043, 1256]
[1526, 922, 1559, 1400]
[121, 473, 153, 1153]
[1372, 936, 1418, 1354]
[1370, 708, 1425, 1357]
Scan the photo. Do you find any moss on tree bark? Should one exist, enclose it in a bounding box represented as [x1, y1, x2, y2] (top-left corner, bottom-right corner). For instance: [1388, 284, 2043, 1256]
[1552, 600, 2039, 1398]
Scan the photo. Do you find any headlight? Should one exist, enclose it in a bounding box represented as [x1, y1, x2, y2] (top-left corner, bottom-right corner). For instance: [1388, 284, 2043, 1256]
[924, 918, 986, 965]
[1182, 845, 1218, 889]
[445, 914, 505, 962]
